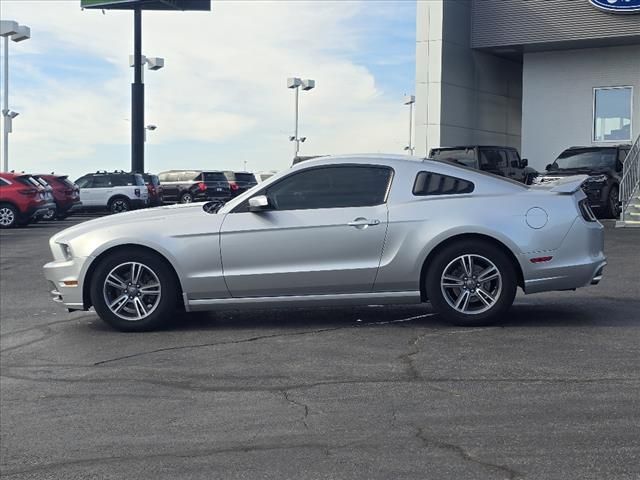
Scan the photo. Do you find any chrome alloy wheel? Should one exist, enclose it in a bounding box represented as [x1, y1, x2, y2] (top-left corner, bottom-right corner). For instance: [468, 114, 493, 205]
[440, 254, 502, 315]
[111, 199, 129, 213]
[103, 262, 162, 321]
[0, 207, 15, 227]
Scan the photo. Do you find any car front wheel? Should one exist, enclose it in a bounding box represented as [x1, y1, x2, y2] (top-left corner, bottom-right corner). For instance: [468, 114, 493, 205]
[109, 198, 130, 214]
[90, 249, 179, 331]
[425, 240, 517, 326]
[0, 204, 17, 229]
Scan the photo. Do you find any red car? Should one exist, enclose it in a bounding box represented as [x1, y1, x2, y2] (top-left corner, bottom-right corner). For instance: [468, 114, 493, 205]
[34, 174, 82, 220]
[141, 173, 163, 206]
[0, 173, 53, 228]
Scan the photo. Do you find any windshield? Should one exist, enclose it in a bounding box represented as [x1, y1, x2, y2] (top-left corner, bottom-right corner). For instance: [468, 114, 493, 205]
[551, 149, 616, 170]
[430, 149, 476, 168]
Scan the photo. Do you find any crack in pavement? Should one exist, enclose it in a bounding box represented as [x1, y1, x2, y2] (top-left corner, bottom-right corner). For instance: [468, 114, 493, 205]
[92, 313, 438, 366]
[281, 390, 310, 430]
[416, 427, 522, 479]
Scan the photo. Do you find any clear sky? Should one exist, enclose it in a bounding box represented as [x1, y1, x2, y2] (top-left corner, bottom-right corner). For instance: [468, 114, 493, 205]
[2, 0, 416, 180]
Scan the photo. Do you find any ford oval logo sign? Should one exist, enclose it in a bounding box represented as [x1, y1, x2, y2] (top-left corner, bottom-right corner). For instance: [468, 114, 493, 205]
[590, 0, 640, 13]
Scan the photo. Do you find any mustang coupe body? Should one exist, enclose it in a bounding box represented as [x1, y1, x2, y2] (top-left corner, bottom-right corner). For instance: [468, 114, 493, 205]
[44, 155, 606, 331]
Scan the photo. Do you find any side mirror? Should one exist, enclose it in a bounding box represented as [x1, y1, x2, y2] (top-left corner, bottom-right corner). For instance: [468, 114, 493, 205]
[520, 158, 528, 168]
[545, 164, 552, 171]
[248, 195, 271, 212]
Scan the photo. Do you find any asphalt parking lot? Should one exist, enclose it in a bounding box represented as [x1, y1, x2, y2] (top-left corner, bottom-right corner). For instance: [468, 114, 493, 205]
[1, 215, 639, 479]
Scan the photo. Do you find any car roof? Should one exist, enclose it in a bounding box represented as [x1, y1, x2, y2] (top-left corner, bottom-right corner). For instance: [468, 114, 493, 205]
[565, 145, 629, 150]
[431, 145, 518, 150]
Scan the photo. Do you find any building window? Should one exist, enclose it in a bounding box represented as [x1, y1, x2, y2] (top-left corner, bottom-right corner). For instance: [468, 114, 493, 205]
[593, 87, 632, 142]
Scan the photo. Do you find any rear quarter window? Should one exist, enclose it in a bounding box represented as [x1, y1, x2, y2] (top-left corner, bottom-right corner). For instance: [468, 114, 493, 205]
[413, 172, 474, 196]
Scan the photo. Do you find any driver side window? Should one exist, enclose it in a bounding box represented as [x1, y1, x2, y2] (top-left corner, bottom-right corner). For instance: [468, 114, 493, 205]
[234, 165, 393, 212]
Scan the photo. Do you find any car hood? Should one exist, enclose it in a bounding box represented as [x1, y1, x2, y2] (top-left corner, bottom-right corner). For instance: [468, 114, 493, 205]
[543, 167, 611, 177]
[52, 203, 214, 245]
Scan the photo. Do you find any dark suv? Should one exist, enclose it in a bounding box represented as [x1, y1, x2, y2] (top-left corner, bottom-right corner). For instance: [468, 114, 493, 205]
[141, 173, 163, 207]
[429, 146, 537, 184]
[157, 170, 232, 204]
[224, 171, 258, 197]
[534, 145, 630, 218]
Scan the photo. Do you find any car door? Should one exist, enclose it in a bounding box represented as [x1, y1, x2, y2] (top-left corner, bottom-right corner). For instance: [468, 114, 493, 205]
[219, 165, 392, 298]
[91, 175, 114, 206]
[506, 149, 525, 182]
[75, 176, 95, 206]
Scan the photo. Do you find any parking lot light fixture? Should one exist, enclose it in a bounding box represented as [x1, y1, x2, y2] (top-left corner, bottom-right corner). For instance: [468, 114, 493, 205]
[287, 77, 315, 159]
[404, 94, 415, 156]
[1, 20, 31, 172]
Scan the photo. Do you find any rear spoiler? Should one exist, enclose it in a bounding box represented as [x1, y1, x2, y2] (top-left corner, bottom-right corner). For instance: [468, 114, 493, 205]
[531, 174, 588, 194]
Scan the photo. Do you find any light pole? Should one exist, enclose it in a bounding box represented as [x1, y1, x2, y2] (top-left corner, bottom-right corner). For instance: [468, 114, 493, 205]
[128, 54, 164, 172]
[287, 77, 315, 159]
[403, 94, 415, 155]
[1, 20, 30, 173]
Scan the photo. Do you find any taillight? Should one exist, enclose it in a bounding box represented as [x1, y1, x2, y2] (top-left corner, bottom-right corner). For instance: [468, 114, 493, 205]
[198, 182, 207, 192]
[18, 189, 38, 196]
[64, 189, 73, 195]
[148, 185, 156, 194]
[578, 199, 597, 222]
[230, 181, 239, 192]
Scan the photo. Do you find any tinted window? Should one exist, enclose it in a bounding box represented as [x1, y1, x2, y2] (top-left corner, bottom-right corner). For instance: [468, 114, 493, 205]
[413, 172, 474, 196]
[110, 175, 128, 187]
[431, 148, 476, 168]
[265, 166, 392, 211]
[479, 149, 507, 172]
[92, 175, 112, 188]
[203, 172, 227, 182]
[552, 148, 616, 170]
[235, 173, 257, 183]
[507, 150, 520, 168]
[134, 174, 145, 186]
[75, 176, 92, 188]
[0, 178, 10, 187]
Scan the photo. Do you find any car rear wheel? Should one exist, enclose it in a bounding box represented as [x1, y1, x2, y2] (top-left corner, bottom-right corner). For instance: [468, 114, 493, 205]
[180, 192, 193, 204]
[0, 204, 17, 229]
[603, 185, 620, 219]
[109, 197, 130, 214]
[91, 249, 179, 332]
[425, 240, 517, 326]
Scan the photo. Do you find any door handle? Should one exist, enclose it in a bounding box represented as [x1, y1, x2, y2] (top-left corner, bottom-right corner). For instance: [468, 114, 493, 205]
[348, 218, 380, 228]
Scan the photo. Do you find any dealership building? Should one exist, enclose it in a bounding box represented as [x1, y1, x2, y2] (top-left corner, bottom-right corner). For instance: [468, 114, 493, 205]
[415, 0, 640, 170]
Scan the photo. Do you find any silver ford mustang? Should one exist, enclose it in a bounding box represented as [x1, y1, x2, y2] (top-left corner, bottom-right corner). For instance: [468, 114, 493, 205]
[43, 155, 606, 331]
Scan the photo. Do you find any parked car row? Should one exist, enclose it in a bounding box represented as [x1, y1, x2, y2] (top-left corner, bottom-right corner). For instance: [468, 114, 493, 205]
[430, 143, 632, 219]
[0, 168, 261, 229]
[0, 172, 80, 229]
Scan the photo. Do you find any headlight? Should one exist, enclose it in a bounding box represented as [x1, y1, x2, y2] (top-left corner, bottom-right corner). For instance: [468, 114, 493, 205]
[58, 243, 73, 260]
[586, 174, 607, 183]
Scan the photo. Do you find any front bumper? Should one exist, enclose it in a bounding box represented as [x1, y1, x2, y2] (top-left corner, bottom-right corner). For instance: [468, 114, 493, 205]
[43, 256, 91, 310]
[523, 217, 606, 294]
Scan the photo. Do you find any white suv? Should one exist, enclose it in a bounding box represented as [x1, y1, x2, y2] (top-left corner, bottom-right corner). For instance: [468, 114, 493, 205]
[74, 171, 149, 214]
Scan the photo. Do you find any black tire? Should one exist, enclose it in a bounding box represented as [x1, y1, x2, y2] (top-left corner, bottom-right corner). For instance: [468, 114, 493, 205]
[0, 204, 18, 229]
[42, 207, 57, 221]
[180, 192, 194, 204]
[109, 197, 130, 214]
[425, 240, 517, 326]
[603, 185, 620, 219]
[90, 249, 179, 332]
